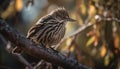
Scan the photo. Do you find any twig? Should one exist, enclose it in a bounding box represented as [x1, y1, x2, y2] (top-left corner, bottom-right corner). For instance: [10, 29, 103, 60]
[0, 18, 91, 69]
[69, 23, 92, 38]
[59, 23, 93, 46]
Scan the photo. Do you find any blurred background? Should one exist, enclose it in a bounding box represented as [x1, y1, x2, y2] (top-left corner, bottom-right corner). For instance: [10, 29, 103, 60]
[0, 0, 120, 69]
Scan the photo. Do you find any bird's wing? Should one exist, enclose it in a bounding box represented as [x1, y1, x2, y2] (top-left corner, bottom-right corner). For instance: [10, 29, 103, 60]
[26, 23, 44, 39]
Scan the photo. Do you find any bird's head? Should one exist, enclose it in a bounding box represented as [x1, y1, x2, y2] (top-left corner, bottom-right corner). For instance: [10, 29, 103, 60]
[50, 7, 76, 23]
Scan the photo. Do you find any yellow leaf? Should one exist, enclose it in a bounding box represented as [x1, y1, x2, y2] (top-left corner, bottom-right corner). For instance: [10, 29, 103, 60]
[80, 3, 86, 15]
[70, 45, 75, 52]
[15, 0, 23, 12]
[88, 5, 96, 17]
[86, 36, 95, 47]
[94, 35, 98, 46]
[100, 44, 107, 57]
[1, 2, 15, 19]
[114, 34, 119, 48]
[66, 38, 72, 46]
[104, 55, 110, 66]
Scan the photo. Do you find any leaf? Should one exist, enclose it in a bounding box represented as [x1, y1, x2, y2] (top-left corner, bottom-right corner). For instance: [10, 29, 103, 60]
[114, 33, 119, 48]
[94, 35, 98, 46]
[88, 5, 96, 17]
[100, 44, 107, 57]
[86, 36, 95, 47]
[80, 3, 86, 15]
[1, 2, 15, 19]
[66, 38, 72, 46]
[104, 55, 110, 66]
[15, 0, 23, 12]
[70, 45, 75, 52]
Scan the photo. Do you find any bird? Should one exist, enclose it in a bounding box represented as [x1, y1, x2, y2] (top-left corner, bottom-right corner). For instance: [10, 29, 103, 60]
[12, 7, 76, 53]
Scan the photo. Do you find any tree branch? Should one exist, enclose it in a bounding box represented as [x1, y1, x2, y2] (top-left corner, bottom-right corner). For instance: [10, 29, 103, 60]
[0, 19, 91, 69]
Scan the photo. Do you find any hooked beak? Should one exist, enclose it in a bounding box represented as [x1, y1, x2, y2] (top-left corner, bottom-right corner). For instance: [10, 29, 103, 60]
[67, 18, 76, 22]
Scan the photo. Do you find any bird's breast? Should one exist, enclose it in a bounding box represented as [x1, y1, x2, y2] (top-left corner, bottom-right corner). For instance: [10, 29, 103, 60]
[48, 25, 66, 46]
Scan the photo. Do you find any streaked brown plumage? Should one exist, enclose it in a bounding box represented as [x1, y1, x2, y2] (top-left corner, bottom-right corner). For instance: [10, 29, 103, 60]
[13, 7, 76, 53]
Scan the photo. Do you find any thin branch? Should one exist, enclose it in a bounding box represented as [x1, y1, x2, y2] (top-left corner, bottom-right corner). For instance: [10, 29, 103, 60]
[69, 23, 92, 38]
[59, 22, 93, 46]
[0, 18, 91, 69]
